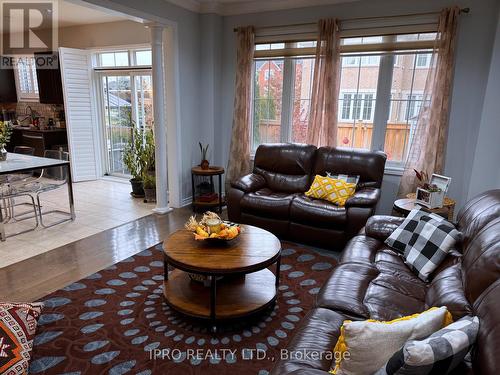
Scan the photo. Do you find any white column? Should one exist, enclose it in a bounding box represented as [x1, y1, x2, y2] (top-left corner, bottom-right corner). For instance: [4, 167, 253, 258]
[150, 25, 172, 214]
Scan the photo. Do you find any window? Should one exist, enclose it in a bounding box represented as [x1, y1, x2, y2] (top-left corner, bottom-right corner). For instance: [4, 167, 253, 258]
[99, 51, 129, 67]
[94, 48, 152, 68]
[340, 92, 375, 121]
[416, 53, 431, 68]
[14, 56, 39, 101]
[135, 50, 152, 66]
[252, 42, 316, 151]
[251, 32, 435, 165]
[94, 47, 153, 176]
[342, 55, 381, 67]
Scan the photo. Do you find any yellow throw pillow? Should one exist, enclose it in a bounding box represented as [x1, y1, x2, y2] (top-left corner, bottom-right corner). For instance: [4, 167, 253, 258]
[305, 175, 356, 206]
[330, 306, 453, 375]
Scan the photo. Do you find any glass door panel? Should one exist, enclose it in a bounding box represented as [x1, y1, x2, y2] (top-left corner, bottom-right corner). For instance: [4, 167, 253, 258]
[102, 75, 132, 175]
[134, 74, 154, 129]
[100, 72, 153, 177]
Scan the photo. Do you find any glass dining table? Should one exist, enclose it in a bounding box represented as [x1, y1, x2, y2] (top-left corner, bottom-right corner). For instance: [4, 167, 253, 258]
[0, 153, 75, 241]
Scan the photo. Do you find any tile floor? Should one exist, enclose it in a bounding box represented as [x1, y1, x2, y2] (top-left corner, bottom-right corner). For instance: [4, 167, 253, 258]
[0, 179, 156, 268]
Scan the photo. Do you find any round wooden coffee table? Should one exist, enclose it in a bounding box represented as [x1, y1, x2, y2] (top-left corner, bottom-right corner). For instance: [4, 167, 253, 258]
[163, 225, 281, 332]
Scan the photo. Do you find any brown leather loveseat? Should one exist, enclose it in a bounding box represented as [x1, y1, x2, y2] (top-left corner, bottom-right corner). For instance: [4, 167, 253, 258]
[227, 143, 387, 249]
[271, 189, 500, 375]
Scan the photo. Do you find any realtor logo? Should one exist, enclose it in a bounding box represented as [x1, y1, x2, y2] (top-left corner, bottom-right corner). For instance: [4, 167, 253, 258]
[1, 0, 58, 55]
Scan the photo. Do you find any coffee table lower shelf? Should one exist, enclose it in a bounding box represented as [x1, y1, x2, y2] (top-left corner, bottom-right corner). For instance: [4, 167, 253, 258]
[163, 268, 277, 323]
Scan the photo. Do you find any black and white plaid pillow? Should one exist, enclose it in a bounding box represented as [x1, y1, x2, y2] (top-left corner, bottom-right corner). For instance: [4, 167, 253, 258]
[326, 173, 360, 185]
[375, 315, 479, 375]
[385, 208, 430, 254]
[403, 215, 461, 281]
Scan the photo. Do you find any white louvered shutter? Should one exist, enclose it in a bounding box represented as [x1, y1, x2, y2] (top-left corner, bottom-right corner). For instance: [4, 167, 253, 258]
[59, 47, 98, 181]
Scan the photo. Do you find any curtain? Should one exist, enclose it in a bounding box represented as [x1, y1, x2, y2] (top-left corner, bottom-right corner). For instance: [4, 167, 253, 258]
[398, 7, 460, 196]
[307, 19, 341, 147]
[226, 26, 255, 187]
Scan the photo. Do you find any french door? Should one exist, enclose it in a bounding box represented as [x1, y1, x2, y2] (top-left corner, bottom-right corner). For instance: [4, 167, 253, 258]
[98, 71, 153, 177]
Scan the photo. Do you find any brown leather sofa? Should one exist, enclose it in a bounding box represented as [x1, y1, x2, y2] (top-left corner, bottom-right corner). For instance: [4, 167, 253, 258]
[227, 143, 387, 249]
[271, 189, 500, 375]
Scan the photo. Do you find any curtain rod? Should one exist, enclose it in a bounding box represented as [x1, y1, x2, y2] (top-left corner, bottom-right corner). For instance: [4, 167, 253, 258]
[233, 7, 470, 32]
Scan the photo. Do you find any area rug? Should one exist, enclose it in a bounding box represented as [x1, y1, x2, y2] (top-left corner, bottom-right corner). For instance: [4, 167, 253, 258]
[29, 242, 339, 375]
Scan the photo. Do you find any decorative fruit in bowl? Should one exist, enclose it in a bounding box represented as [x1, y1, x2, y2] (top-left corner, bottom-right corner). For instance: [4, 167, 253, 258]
[185, 212, 241, 241]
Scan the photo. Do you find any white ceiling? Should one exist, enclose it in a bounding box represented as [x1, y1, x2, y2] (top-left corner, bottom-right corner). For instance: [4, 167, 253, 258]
[166, 0, 359, 15]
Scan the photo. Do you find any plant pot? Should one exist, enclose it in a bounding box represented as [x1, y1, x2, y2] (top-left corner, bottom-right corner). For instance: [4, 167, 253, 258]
[0, 146, 7, 161]
[130, 178, 144, 198]
[200, 159, 209, 170]
[144, 188, 156, 203]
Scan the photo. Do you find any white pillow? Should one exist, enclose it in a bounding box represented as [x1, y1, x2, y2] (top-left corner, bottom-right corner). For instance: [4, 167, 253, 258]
[331, 307, 453, 375]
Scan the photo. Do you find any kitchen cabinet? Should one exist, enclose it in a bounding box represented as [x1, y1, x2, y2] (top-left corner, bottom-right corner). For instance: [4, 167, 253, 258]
[35, 52, 64, 104]
[7, 127, 68, 156]
[0, 61, 17, 102]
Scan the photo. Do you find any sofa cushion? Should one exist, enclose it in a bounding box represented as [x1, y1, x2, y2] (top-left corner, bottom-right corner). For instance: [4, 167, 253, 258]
[290, 195, 347, 228]
[313, 147, 386, 189]
[240, 188, 296, 219]
[270, 308, 345, 375]
[319, 236, 428, 321]
[472, 279, 500, 375]
[376, 315, 479, 375]
[331, 307, 452, 375]
[254, 143, 317, 193]
[0, 302, 43, 375]
[426, 257, 472, 320]
[305, 175, 356, 206]
[402, 215, 462, 282]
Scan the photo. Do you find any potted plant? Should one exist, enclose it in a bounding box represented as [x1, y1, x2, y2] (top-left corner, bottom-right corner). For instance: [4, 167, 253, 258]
[143, 173, 156, 203]
[199, 142, 209, 170]
[0, 121, 12, 161]
[142, 129, 156, 203]
[123, 126, 147, 197]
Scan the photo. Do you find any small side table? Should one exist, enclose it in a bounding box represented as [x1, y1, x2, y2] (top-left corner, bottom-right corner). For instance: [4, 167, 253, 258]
[393, 195, 456, 221]
[191, 166, 225, 213]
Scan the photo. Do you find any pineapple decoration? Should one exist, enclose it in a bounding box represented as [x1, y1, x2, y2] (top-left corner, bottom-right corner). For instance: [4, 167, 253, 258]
[185, 211, 240, 241]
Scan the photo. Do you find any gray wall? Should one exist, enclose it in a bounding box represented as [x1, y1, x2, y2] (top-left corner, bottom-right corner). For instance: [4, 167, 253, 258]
[84, 0, 203, 204]
[468, 7, 500, 199]
[215, 0, 500, 214]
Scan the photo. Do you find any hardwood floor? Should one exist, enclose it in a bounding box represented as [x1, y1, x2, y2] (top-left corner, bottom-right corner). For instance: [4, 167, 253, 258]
[0, 207, 193, 302]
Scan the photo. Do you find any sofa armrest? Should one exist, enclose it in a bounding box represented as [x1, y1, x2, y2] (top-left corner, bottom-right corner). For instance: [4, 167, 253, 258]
[230, 173, 266, 193]
[364, 215, 405, 241]
[345, 187, 381, 208]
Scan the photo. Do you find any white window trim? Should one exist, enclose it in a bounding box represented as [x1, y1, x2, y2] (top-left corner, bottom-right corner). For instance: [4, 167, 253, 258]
[13, 56, 39, 102]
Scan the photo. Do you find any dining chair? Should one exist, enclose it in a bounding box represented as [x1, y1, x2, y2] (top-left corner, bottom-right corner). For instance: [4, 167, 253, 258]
[0, 183, 39, 241]
[14, 150, 72, 228]
[4, 146, 37, 221]
[13, 146, 35, 155]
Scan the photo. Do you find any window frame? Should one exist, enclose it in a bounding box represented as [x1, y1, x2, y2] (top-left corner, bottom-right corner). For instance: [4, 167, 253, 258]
[251, 42, 316, 152]
[13, 55, 39, 102]
[250, 35, 435, 171]
[93, 46, 152, 69]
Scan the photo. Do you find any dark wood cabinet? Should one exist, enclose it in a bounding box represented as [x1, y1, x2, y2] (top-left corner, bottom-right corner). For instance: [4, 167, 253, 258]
[35, 52, 64, 104]
[7, 128, 68, 156]
[0, 60, 18, 102]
